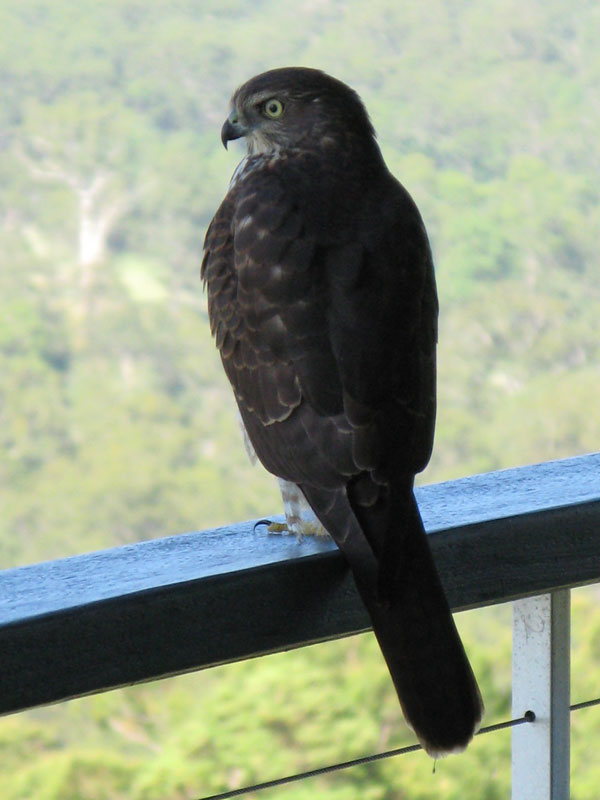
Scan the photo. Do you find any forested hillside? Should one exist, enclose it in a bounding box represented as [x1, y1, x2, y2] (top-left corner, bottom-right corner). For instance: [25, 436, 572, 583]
[1, 0, 599, 797]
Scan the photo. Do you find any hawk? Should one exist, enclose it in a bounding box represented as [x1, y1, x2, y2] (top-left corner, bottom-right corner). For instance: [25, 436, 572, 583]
[202, 67, 483, 757]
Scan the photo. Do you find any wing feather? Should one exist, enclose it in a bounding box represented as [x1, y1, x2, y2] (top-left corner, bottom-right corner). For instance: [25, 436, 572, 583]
[202, 153, 437, 493]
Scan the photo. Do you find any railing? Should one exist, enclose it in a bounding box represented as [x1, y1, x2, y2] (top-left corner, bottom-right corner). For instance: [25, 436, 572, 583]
[1, 452, 599, 799]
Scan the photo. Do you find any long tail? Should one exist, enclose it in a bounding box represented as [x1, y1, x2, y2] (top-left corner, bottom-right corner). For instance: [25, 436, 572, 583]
[300, 483, 484, 758]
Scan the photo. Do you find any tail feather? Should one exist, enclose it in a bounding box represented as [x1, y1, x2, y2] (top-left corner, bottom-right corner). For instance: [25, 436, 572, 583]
[300, 483, 484, 758]
[358, 515, 484, 756]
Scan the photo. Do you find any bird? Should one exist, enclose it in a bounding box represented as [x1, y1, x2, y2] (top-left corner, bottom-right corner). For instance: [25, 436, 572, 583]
[201, 67, 483, 758]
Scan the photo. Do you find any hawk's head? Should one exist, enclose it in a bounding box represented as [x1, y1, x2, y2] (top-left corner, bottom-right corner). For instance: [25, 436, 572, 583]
[221, 67, 376, 155]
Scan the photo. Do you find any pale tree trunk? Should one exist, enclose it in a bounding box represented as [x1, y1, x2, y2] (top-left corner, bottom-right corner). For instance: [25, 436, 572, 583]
[77, 172, 130, 290]
[17, 143, 132, 298]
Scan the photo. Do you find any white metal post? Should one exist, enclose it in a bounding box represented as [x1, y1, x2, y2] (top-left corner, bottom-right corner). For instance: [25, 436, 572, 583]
[512, 591, 570, 800]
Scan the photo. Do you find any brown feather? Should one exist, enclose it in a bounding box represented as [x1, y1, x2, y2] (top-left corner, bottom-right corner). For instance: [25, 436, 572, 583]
[202, 67, 483, 757]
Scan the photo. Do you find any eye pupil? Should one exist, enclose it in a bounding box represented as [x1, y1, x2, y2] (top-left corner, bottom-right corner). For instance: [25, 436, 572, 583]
[264, 99, 283, 118]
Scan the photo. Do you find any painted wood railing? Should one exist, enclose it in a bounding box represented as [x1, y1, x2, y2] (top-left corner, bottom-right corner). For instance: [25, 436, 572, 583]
[1, 452, 599, 799]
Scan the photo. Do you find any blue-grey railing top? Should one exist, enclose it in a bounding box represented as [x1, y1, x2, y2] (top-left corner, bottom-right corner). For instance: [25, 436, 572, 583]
[0, 452, 599, 716]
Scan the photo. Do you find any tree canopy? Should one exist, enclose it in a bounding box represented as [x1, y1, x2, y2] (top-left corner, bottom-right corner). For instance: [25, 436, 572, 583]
[0, 0, 598, 797]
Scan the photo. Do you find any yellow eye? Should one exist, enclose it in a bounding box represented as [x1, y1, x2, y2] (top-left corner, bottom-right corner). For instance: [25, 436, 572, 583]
[263, 98, 284, 118]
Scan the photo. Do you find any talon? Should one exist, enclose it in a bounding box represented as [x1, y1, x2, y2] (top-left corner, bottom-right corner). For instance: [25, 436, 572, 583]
[253, 519, 273, 532]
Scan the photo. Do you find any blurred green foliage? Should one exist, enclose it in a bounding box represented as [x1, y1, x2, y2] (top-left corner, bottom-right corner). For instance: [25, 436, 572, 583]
[0, 0, 598, 797]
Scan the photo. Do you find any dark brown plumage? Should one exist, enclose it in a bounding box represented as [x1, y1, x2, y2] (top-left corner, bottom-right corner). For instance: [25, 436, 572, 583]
[202, 67, 483, 757]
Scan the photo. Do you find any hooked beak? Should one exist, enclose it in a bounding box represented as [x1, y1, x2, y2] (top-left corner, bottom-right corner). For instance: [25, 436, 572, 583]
[221, 110, 248, 149]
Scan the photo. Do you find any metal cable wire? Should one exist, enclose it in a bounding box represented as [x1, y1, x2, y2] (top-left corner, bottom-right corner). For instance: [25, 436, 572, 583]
[570, 696, 600, 712]
[198, 709, 540, 800]
[197, 698, 600, 800]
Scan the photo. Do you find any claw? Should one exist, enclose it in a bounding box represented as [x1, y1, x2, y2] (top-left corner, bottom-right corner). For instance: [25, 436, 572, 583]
[253, 519, 273, 532]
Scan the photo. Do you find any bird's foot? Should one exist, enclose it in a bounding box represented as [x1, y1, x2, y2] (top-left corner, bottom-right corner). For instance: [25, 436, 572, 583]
[261, 518, 329, 541]
[294, 520, 330, 538]
[266, 521, 288, 534]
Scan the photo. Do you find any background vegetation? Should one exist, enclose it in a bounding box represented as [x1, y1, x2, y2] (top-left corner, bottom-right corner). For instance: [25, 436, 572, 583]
[0, 0, 598, 797]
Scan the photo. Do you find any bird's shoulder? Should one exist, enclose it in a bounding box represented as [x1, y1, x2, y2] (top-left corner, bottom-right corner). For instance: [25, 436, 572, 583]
[202, 146, 437, 477]
[203, 146, 437, 381]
